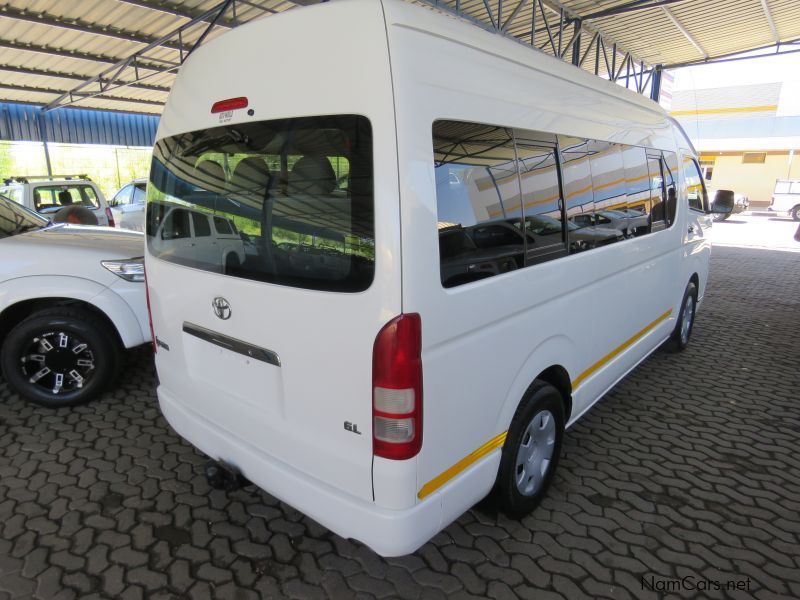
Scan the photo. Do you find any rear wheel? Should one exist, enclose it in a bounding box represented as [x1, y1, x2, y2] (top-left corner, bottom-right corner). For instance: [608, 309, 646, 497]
[667, 282, 698, 353]
[713, 211, 729, 222]
[791, 205, 800, 222]
[494, 380, 564, 518]
[0, 307, 120, 407]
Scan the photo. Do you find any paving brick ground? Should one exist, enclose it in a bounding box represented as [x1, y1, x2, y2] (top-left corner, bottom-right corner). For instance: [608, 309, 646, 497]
[1, 245, 799, 600]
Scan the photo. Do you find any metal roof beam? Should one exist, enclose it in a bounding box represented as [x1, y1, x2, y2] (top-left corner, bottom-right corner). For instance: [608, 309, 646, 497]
[661, 6, 707, 59]
[112, 0, 262, 28]
[577, 0, 689, 21]
[759, 0, 780, 44]
[0, 5, 184, 52]
[0, 83, 164, 107]
[0, 39, 178, 72]
[44, 0, 237, 112]
[0, 64, 171, 94]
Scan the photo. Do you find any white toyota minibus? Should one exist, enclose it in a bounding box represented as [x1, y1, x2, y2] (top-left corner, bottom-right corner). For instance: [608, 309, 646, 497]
[145, 0, 729, 556]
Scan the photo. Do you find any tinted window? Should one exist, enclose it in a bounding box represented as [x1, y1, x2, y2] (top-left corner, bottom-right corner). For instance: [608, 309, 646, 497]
[662, 152, 679, 225]
[113, 185, 133, 206]
[132, 184, 146, 204]
[147, 115, 374, 293]
[514, 129, 567, 263]
[588, 141, 627, 242]
[33, 185, 99, 213]
[433, 121, 523, 288]
[683, 156, 707, 212]
[213, 216, 233, 235]
[559, 136, 602, 253]
[647, 153, 666, 230]
[161, 208, 191, 240]
[622, 146, 651, 236]
[191, 212, 211, 237]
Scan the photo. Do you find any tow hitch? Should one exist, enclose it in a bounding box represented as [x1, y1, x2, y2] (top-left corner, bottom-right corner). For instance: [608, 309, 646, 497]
[204, 459, 251, 491]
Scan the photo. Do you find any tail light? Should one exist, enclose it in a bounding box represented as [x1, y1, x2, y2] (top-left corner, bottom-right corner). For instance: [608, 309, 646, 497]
[105, 207, 116, 227]
[144, 267, 157, 354]
[372, 313, 422, 460]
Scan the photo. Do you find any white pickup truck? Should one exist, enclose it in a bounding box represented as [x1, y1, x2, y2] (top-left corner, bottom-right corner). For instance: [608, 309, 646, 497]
[771, 180, 800, 221]
[0, 193, 150, 407]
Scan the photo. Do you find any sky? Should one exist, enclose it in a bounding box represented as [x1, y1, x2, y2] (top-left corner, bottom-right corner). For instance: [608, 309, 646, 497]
[669, 50, 800, 91]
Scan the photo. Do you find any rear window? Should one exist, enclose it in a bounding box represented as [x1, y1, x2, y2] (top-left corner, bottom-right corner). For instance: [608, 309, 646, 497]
[147, 115, 374, 292]
[33, 185, 100, 213]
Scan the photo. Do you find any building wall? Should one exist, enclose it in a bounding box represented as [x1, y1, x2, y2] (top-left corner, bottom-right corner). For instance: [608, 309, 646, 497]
[669, 71, 800, 208]
[702, 151, 800, 206]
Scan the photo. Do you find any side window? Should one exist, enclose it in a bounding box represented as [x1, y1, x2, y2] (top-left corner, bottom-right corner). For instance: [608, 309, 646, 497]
[682, 155, 707, 212]
[588, 141, 626, 244]
[213, 216, 233, 235]
[662, 151, 678, 225]
[161, 208, 191, 240]
[132, 184, 146, 204]
[622, 146, 651, 237]
[514, 129, 567, 264]
[647, 153, 666, 231]
[191, 212, 211, 237]
[558, 136, 595, 253]
[1, 187, 23, 205]
[790, 181, 800, 194]
[113, 185, 133, 206]
[433, 120, 523, 288]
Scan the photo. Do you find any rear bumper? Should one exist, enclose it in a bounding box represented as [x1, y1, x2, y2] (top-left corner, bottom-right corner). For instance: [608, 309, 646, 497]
[157, 386, 444, 556]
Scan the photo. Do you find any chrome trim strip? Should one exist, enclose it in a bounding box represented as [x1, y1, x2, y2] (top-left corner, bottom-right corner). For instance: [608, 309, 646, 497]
[182, 322, 281, 367]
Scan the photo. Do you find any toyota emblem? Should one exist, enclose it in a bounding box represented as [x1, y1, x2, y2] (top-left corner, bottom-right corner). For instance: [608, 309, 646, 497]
[212, 297, 232, 320]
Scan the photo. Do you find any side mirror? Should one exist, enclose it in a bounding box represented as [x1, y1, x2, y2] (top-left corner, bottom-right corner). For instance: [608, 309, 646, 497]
[710, 189, 734, 215]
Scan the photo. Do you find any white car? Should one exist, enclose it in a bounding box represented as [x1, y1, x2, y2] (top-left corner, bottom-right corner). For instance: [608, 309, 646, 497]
[1, 175, 115, 227]
[0, 194, 150, 407]
[109, 178, 147, 231]
[770, 180, 800, 221]
[147, 201, 247, 273]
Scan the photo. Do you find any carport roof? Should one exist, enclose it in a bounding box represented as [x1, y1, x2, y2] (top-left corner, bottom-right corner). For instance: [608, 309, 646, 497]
[0, 0, 798, 115]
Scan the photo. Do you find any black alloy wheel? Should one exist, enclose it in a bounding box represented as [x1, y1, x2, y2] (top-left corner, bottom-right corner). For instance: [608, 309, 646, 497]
[1, 307, 120, 407]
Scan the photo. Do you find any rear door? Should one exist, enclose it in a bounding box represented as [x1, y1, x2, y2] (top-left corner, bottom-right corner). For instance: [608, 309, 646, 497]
[146, 114, 397, 501]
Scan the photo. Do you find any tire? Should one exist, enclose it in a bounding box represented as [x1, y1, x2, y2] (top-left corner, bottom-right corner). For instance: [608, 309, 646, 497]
[791, 205, 800, 222]
[712, 211, 729, 222]
[0, 307, 121, 407]
[666, 281, 698, 353]
[494, 380, 565, 518]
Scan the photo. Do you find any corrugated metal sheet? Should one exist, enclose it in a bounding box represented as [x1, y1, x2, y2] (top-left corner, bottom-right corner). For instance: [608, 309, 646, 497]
[0, 102, 159, 146]
[0, 0, 797, 115]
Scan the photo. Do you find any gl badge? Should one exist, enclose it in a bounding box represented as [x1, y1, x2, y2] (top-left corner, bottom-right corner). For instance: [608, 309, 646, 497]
[212, 297, 232, 320]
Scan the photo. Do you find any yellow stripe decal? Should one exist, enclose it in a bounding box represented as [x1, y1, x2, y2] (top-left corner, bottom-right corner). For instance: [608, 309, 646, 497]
[572, 309, 672, 390]
[669, 104, 777, 117]
[419, 309, 672, 499]
[418, 431, 508, 499]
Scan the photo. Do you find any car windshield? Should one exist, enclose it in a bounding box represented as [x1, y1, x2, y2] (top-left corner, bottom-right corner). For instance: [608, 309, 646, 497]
[0, 194, 49, 239]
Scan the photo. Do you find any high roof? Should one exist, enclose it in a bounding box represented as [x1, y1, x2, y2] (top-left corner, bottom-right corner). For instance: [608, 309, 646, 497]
[0, 0, 797, 115]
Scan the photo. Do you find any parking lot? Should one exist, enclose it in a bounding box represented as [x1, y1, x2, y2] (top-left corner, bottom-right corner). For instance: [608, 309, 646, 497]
[1, 222, 799, 600]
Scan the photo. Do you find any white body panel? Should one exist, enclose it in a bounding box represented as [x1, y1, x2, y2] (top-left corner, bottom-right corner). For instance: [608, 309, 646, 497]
[0, 225, 150, 348]
[147, 0, 711, 556]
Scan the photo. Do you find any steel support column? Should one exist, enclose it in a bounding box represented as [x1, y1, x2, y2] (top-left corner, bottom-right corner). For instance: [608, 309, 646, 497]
[571, 19, 582, 66]
[650, 64, 662, 102]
